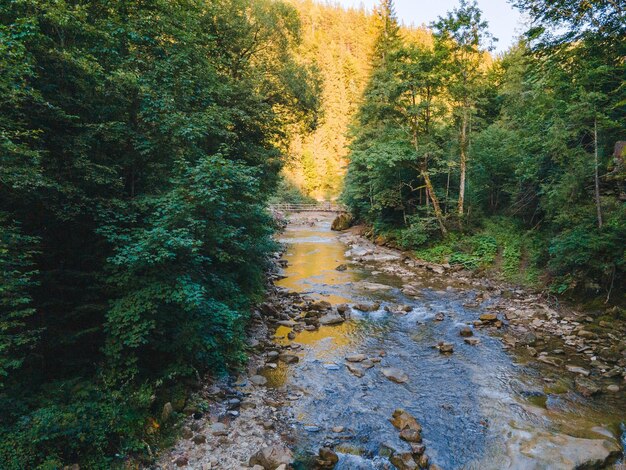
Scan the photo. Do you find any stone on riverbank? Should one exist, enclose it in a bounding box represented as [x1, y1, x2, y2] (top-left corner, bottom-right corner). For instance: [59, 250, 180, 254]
[319, 312, 345, 325]
[249, 445, 293, 469]
[331, 213, 353, 231]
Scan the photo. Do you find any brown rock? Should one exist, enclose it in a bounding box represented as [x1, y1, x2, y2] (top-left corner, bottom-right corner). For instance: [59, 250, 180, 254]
[460, 327, 473, 337]
[399, 428, 422, 443]
[279, 353, 299, 364]
[249, 445, 294, 469]
[390, 452, 418, 470]
[479, 313, 498, 322]
[390, 409, 422, 432]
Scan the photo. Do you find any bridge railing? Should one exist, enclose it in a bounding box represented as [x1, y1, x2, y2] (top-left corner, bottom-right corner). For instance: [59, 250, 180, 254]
[269, 202, 346, 213]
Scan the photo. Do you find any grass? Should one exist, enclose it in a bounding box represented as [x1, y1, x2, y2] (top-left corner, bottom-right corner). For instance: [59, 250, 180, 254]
[414, 216, 541, 287]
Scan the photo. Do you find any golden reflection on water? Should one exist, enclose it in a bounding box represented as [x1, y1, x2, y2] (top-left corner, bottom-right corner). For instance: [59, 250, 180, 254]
[264, 225, 371, 388]
[276, 229, 361, 304]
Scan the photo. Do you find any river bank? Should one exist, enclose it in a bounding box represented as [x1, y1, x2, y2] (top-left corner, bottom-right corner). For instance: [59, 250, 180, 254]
[160, 212, 625, 469]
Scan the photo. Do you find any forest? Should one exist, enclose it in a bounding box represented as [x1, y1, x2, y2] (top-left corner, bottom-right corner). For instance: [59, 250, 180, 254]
[342, 0, 625, 299]
[0, 0, 624, 468]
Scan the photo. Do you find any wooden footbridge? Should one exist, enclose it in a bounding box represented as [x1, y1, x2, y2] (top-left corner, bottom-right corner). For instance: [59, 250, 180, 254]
[269, 202, 346, 213]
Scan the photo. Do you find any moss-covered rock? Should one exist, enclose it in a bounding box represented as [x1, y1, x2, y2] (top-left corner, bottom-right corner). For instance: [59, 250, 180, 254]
[331, 213, 353, 231]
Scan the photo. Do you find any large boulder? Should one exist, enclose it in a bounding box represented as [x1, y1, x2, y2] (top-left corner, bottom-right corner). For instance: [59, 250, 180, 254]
[331, 213, 353, 231]
[249, 445, 294, 469]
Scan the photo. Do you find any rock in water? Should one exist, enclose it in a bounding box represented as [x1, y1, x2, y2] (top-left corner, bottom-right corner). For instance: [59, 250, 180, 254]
[438, 342, 454, 353]
[354, 302, 380, 312]
[331, 213, 353, 231]
[459, 326, 473, 337]
[399, 429, 422, 443]
[346, 363, 364, 378]
[249, 445, 294, 469]
[383, 367, 409, 383]
[390, 452, 418, 470]
[390, 409, 422, 432]
[345, 354, 366, 362]
[317, 447, 339, 468]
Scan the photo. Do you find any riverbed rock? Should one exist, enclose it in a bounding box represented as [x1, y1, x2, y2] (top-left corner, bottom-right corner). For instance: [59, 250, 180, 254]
[464, 337, 480, 346]
[607, 384, 620, 392]
[354, 302, 380, 312]
[382, 367, 409, 383]
[279, 353, 299, 364]
[399, 428, 422, 443]
[210, 422, 229, 436]
[357, 281, 393, 291]
[317, 447, 339, 468]
[575, 377, 601, 397]
[479, 313, 498, 322]
[331, 213, 353, 231]
[336, 303, 350, 314]
[335, 264, 347, 271]
[459, 326, 473, 337]
[345, 354, 367, 362]
[507, 430, 621, 469]
[250, 375, 268, 386]
[249, 445, 294, 469]
[434, 312, 445, 321]
[346, 363, 364, 378]
[438, 342, 454, 353]
[311, 300, 332, 311]
[174, 456, 189, 467]
[390, 409, 422, 432]
[191, 434, 206, 444]
[319, 312, 345, 325]
[389, 452, 418, 470]
[566, 365, 590, 376]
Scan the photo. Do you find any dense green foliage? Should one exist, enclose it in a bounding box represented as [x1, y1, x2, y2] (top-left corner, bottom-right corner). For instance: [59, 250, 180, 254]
[0, 0, 317, 467]
[343, 0, 625, 298]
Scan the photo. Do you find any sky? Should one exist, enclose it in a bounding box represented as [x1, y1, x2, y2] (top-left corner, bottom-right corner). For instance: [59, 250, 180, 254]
[334, 0, 527, 53]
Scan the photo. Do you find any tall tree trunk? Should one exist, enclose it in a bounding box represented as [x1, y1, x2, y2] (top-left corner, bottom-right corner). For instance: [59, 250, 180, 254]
[457, 109, 468, 217]
[421, 169, 447, 236]
[593, 115, 603, 228]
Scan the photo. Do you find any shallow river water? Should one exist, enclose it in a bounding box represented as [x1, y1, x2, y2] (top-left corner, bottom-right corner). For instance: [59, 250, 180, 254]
[263, 214, 625, 469]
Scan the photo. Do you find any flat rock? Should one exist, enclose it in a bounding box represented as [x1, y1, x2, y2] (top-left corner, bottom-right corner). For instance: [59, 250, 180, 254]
[566, 365, 590, 376]
[464, 337, 480, 346]
[210, 422, 229, 436]
[279, 353, 299, 364]
[319, 312, 345, 325]
[357, 281, 393, 291]
[250, 375, 267, 386]
[506, 429, 621, 469]
[345, 354, 367, 362]
[382, 367, 409, 383]
[346, 363, 364, 378]
[354, 302, 380, 312]
[439, 342, 454, 353]
[479, 313, 498, 322]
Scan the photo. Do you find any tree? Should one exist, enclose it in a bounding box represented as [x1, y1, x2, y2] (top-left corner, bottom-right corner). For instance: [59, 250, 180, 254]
[433, 0, 494, 217]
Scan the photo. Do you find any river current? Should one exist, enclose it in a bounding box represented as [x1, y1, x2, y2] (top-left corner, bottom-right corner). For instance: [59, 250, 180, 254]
[262, 214, 625, 469]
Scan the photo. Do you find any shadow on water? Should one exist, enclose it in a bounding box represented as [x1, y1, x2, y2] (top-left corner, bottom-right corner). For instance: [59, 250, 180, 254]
[266, 215, 625, 469]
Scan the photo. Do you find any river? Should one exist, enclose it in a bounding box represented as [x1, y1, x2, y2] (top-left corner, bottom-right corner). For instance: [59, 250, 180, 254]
[261, 212, 625, 469]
